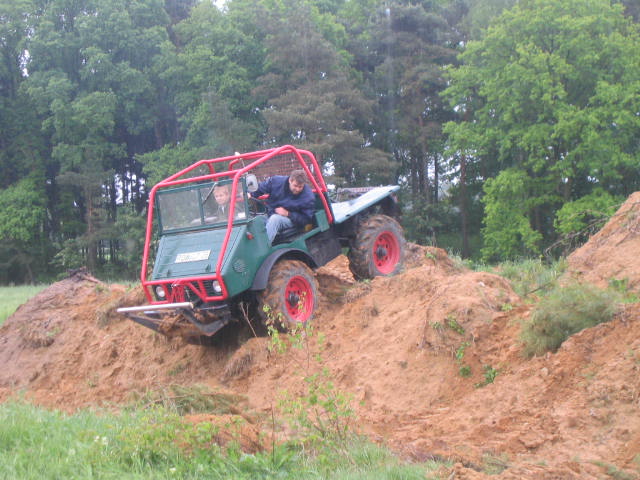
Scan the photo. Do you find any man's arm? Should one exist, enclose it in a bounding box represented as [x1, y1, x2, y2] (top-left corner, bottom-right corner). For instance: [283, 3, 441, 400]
[252, 177, 272, 198]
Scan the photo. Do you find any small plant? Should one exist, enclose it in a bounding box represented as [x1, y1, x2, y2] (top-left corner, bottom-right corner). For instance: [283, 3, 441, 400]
[475, 365, 499, 388]
[268, 323, 356, 452]
[455, 341, 470, 362]
[430, 321, 443, 331]
[521, 282, 621, 358]
[446, 314, 465, 335]
[454, 341, 472, 378]
[501, 302, 513, 312]
[86, 373, 99, 388]
[608, 278, 640, 303]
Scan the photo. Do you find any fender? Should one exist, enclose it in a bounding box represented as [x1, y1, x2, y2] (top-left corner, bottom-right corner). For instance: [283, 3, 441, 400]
[250, 248, 316, 291]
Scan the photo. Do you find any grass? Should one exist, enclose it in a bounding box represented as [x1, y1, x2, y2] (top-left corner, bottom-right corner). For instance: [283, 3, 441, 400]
[520, 282, 621, 358]
[0, 400, 448, 480]
[490, 258, 567, 298]
[446, 256, 568, 299]
[0, 285, 48, 326]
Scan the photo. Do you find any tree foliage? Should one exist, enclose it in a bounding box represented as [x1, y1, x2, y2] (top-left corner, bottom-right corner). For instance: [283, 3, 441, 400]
[481, 169, 542, 261]
[444, 0, 640, 259]
[1, 0, 639, 282]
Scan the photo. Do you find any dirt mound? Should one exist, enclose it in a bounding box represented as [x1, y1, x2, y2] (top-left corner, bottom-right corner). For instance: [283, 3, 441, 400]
[0, 234, 639, 478]
[567, 191, 640, 292]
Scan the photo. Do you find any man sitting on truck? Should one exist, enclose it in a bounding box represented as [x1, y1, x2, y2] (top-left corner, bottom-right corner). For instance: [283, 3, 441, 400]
[252, 169, 315, 244]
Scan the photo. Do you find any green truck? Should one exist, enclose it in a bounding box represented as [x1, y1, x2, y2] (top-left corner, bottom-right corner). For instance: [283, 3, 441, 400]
[118, 145, 405, 343]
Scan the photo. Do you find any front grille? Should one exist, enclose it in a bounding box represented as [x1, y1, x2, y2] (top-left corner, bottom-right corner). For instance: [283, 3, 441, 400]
[184, 280, 218, 302]
[153, 280, 221, 303]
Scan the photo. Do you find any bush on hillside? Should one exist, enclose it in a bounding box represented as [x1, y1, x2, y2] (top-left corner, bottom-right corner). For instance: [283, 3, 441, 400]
[521, 282, 621, 358]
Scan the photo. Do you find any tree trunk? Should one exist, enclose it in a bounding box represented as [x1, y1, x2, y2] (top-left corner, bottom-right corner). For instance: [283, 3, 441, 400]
[85, 188, 98, 273]
[460, 154, 470, 258]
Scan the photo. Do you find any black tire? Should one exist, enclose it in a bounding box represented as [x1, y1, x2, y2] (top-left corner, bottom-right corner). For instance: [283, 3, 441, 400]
[257, 259, 318, 331]
[348, 214, 405, 280]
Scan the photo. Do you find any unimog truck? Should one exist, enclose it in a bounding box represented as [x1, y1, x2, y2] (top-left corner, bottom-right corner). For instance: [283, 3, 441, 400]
[118, 145, 405, 343]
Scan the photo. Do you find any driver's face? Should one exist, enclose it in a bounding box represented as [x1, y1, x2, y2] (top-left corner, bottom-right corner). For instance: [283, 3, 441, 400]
[289, 178, 304, 195]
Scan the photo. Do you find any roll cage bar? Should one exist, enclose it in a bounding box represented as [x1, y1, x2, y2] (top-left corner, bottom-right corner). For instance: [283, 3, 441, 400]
[140, 145, 332, 304]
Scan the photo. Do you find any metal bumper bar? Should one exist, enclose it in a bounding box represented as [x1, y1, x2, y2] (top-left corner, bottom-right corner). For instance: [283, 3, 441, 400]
[116, 302, 194, 314]
[117, 301, 231, 339]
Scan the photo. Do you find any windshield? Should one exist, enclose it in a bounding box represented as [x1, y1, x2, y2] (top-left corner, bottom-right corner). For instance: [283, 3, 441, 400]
[156, 179, 248, 233]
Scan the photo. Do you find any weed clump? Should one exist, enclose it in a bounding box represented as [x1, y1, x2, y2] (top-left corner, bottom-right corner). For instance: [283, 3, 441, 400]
[496, 258, 567, 298]
[521, 282, 620, 358]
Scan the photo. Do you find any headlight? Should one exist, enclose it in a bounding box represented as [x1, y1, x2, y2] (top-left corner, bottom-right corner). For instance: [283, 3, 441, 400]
[155, 286, 166, 299]
[212, 281, 222, 294]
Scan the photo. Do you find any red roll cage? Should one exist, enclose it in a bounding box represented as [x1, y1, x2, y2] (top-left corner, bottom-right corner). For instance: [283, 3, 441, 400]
[140, 145, 332, 304]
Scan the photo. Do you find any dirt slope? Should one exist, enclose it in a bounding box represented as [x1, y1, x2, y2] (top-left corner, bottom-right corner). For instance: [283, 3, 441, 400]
[567, 191, 640, 292]
[1, 195, 640, 479]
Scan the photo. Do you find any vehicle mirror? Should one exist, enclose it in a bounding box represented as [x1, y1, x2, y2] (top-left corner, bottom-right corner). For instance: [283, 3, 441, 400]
[245, 174, 258, 192]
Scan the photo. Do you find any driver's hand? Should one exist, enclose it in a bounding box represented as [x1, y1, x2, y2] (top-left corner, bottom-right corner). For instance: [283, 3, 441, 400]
[274, 207, 288, 217]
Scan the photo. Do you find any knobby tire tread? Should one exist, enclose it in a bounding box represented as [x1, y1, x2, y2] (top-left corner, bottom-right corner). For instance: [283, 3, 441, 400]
[348, 214, 405, 280]
[258, 259, 318, 331]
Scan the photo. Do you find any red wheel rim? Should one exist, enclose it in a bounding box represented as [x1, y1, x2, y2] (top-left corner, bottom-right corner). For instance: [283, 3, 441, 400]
[285, 275, 314, 322]
[372, 231, 400, 274]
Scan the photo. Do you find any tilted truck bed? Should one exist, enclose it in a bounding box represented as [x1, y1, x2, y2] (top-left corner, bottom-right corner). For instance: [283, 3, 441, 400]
[331, 186, 400, 224]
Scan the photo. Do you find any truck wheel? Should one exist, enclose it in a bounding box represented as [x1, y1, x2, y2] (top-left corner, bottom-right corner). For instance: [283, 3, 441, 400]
[258, 259, 318, 331]
[348, 214, 405, 280]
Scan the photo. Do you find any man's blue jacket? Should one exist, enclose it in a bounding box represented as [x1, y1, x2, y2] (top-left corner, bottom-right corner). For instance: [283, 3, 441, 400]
[253, 175, 315, 227]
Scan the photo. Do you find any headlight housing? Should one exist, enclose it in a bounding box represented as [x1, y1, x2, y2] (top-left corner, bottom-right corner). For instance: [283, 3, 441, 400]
[155, 285, 166, 299]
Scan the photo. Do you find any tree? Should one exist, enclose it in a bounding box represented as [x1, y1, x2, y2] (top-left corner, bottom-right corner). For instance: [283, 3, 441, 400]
[21, 0, 174, 275]
[145, 0, 263, 166]
[343, 1, 459, 193]
[256, 0, 394, 185]
[443, 0, 640, 259]
[0, 176, 47, 283]
[480, 169, 542, 261]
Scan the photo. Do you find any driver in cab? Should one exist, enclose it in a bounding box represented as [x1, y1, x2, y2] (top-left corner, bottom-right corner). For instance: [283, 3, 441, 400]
[251, 169, 315, 244]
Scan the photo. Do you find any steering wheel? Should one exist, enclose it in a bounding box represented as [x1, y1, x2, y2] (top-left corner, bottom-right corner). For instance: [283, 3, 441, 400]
[248, 196, 268, 215]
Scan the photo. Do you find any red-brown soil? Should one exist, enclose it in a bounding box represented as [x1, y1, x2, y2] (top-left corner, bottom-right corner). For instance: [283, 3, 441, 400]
[2, 196, 640, 479]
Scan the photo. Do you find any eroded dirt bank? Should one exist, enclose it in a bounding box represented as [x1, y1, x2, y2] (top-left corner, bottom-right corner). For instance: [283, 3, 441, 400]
[2, 195, 640, 479]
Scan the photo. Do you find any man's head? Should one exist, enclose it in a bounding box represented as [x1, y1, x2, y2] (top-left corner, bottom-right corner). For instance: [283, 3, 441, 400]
[213, 184, 231, 205]
[288, 169, 307, 195]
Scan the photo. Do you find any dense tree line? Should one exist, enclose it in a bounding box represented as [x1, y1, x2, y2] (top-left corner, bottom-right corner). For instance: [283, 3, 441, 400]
[0, 0, 638, 283]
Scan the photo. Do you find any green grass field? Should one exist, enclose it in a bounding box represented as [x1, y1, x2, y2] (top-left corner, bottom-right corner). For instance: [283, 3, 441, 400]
[0, 285, 47, 326]
[0, 401, 446, 480]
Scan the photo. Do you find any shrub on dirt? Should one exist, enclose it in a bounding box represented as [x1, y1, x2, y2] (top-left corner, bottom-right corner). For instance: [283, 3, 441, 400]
[494, 258, 567, 298]
[521, 282, 621, 357]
